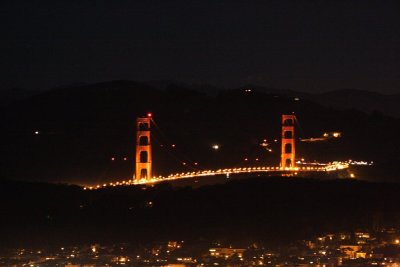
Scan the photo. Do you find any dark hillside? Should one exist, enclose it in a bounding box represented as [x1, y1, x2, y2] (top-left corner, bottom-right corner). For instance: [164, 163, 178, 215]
[1, 178, 400, 249]
[1, 81, 399, 185]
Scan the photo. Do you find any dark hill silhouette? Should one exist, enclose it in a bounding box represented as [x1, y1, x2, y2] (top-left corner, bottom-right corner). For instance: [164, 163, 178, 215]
[1, 80, 399, 185]
[1, 177, 400, 249]
[311, 89, 400, 118]
[241, 85, 400, 118]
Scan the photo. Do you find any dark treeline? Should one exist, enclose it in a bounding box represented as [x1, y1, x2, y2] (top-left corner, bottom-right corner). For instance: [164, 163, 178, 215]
[1, 177, 400, 250]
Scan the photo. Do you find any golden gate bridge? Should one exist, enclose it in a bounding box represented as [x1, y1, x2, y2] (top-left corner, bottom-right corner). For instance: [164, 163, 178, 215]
[84, 114, 351, 190]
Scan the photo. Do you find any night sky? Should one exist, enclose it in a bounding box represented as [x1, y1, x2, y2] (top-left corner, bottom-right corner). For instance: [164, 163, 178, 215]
[2, 0, 400, 93]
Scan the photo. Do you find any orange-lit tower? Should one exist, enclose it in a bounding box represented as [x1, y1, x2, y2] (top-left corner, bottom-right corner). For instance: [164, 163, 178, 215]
[281, 114, 296, 169]
[135, 115, 152, 180]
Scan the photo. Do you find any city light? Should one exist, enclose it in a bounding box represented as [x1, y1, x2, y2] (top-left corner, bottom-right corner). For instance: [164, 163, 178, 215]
[8, 230, 400, 266]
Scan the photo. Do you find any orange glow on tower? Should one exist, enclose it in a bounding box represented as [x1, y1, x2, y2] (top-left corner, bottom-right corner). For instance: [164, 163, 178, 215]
[281, 114, 296, 169]
[135, 116, 152, 180]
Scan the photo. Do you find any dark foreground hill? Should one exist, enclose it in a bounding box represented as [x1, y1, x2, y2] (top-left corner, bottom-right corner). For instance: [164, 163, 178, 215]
[1, 177, 400, 250]
[1, 80, 400, 185]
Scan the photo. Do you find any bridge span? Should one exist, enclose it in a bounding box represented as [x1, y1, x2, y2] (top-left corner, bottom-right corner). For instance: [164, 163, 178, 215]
[83, 114, 357, 190]
[84, 162, 350, 190]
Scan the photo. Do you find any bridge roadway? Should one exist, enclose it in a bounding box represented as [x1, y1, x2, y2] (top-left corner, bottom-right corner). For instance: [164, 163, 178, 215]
[84, 162, 349, 190]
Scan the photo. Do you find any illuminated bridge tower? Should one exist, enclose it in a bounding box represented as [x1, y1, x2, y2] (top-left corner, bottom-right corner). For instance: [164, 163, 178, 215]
[281, 114, 296, 169]
[135, 115, 152, 181]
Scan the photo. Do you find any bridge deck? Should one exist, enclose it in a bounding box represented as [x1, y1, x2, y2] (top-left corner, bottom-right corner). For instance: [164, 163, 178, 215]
[84, 162, 349, 190]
